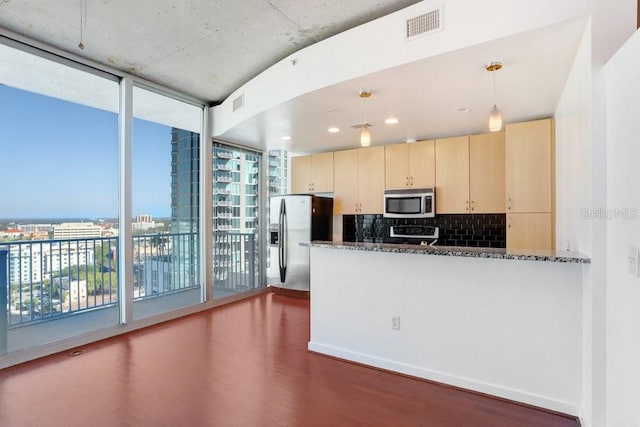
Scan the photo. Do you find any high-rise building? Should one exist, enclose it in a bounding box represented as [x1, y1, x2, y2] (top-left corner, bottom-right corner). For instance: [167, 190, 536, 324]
[146, 128, 200, 293]
[213, 142, 261, 295]
[267, 149, 288, 196]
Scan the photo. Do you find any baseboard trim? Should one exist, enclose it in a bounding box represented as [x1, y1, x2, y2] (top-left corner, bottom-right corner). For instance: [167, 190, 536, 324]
[308, 341, 581, 418]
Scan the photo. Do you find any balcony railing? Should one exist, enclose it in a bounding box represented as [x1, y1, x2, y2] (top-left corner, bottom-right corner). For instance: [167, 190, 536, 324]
[0, 232, 200, 327]
[213, 232, 258, 291]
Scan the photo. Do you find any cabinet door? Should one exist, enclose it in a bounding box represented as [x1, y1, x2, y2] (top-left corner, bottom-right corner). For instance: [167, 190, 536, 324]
[435, 136, 470, 213]
[507, 213, 552, 251]
[505, 119, 552, 213]
[409, 140, 435, 188]
[385, 144, 410, 190]
[333, 149, 359, 214]
[291, 155, 311, 194]
[469, 132, 505, 213]
[311, 152, 334, 193]
[358, 146, 385, 214]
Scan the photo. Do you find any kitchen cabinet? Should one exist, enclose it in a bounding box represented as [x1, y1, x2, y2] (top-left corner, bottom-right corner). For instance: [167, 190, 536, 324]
[507, 213, 552, 251]
[505, 119, 553, 213]
[334, 146, 385, 214]
[291, 152, 334, 193]
[505, 118, 555, 250]
[436, 133, 505, 214]
[435, 136, 470, 213]
[469, 132, 505, 213]
[384, 140, 435, 189]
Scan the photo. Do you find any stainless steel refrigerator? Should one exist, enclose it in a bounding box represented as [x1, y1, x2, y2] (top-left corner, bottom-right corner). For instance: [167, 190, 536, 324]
[268, 195, 333, 291]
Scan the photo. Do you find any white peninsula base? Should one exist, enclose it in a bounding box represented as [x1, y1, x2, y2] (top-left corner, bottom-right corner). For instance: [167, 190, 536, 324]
[308, 243, 587, 416]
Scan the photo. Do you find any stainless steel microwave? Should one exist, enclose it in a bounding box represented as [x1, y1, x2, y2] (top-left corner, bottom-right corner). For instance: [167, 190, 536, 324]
[383, 188, 435, 218]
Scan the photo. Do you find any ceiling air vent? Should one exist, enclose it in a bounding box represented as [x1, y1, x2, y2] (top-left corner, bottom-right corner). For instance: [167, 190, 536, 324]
[232, 93, 244, 112]
[405, 6, 443, 40]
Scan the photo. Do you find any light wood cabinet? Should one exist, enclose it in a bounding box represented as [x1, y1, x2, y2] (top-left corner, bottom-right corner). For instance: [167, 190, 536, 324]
[505, 119, 553, 213]
[469, 132, 505, 213]
[505, 118, 555, 250]
[435, 136, 470, 214]
[334, 146, 385, 214]
[358, 146, 385, 213]
[385, 140, 435, 189]
[291, 152, 334, 193]
[507, 213, 552, 251]
[333, 149, 359, 214]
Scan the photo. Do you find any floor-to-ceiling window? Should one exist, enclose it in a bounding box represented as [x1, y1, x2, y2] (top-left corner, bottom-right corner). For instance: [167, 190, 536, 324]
[132, 86, 202, 320]
[0, 41, 120, 354]
[213, 142, 262, 299]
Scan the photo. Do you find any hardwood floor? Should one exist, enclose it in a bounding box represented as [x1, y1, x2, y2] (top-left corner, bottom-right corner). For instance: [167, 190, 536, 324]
[0, 293, 579, 426]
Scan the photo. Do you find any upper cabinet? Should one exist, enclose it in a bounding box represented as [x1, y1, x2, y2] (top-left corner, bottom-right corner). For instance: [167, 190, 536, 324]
[505, 119, 553, 213]
[334, 146, 385, 215]
[435, 133, 506, 214]
[469, 132, 505, 213]
[435, 136, 470, 214]
[385, 140, 435, 190]
[291, 152, 334, 193]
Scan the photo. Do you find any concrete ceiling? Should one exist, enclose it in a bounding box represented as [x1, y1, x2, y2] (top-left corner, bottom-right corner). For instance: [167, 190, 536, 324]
[0, 1, 588, 153]
[0, 0, 420, 102]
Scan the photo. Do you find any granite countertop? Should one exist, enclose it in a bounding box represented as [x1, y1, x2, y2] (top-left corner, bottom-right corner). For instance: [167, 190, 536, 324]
[310, 241, 591, 264]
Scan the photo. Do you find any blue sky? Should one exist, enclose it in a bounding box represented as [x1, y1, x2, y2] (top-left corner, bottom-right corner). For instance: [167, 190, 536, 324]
[0, 84, 174, 219]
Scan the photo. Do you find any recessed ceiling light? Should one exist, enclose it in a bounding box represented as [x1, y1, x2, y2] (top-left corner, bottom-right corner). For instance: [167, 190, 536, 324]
[385, 117, 399, 125]
[328, 127, 340, 133]
[281, 136, 292, 140]
[406, 138, 416, 144]
[455, 107, 471, 113]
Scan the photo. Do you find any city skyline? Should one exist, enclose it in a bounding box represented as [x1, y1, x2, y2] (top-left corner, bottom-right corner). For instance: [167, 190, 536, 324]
[0, 84, 179, 219]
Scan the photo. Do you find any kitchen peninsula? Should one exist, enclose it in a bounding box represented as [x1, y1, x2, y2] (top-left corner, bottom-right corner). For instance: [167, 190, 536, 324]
[308, 241, 589, 416]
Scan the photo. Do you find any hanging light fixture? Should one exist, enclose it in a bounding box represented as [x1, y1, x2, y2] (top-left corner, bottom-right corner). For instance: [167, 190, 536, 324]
[486, 61, 503, 132]
[360, 124, 371, 147]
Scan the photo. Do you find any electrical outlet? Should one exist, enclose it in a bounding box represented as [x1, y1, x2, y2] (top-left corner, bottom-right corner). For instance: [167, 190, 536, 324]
[391, 315, 401, 330]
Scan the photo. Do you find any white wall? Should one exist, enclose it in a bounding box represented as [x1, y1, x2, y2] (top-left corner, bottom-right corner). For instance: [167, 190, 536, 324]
[555, 23, 593, 255]
[213, 0, 608, 137]
[604, 29, 640, 427]
[554, 22, 598, 425]
[310, 247, 584, 415]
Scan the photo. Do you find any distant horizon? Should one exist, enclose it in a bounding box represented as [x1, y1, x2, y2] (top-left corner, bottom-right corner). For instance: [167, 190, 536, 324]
[0, 216, 172, 223]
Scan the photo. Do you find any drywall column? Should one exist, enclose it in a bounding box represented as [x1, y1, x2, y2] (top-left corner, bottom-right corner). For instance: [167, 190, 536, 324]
[118, 77, 133, 324]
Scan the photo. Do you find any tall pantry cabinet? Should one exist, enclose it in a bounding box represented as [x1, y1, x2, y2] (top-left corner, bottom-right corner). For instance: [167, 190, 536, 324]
[505, 118, 555, 251]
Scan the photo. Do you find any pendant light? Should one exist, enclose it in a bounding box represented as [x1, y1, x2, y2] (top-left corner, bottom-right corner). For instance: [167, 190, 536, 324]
[486, 61, 503, 132]
[360, 124, 371, 147]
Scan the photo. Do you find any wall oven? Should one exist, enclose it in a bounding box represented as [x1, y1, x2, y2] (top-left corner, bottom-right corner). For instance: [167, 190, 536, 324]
[383, 188, 435, 218]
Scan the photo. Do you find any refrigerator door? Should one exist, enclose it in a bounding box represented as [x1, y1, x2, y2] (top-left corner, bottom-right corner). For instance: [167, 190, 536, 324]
[267, 195, 312, 290]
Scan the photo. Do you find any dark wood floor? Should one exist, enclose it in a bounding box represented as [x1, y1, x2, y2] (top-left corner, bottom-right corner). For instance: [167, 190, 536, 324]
[0, 293, 579, 426]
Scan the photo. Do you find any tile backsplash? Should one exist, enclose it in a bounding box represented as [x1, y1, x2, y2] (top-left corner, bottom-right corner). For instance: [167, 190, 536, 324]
[343, 214, 506, 248]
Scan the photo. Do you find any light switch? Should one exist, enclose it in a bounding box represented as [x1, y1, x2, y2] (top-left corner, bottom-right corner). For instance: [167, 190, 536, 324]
[628, 246, 639, 276]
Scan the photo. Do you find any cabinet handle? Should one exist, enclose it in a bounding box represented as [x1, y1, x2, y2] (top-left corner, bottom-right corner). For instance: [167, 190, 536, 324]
[507, 216, 512, 228]
[471, 200, 475, 211]
[410, 176, 413, 186]
[507, 198, 512, 211]
[405, 177, 409, 187]
[465, 200, 469, 212]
